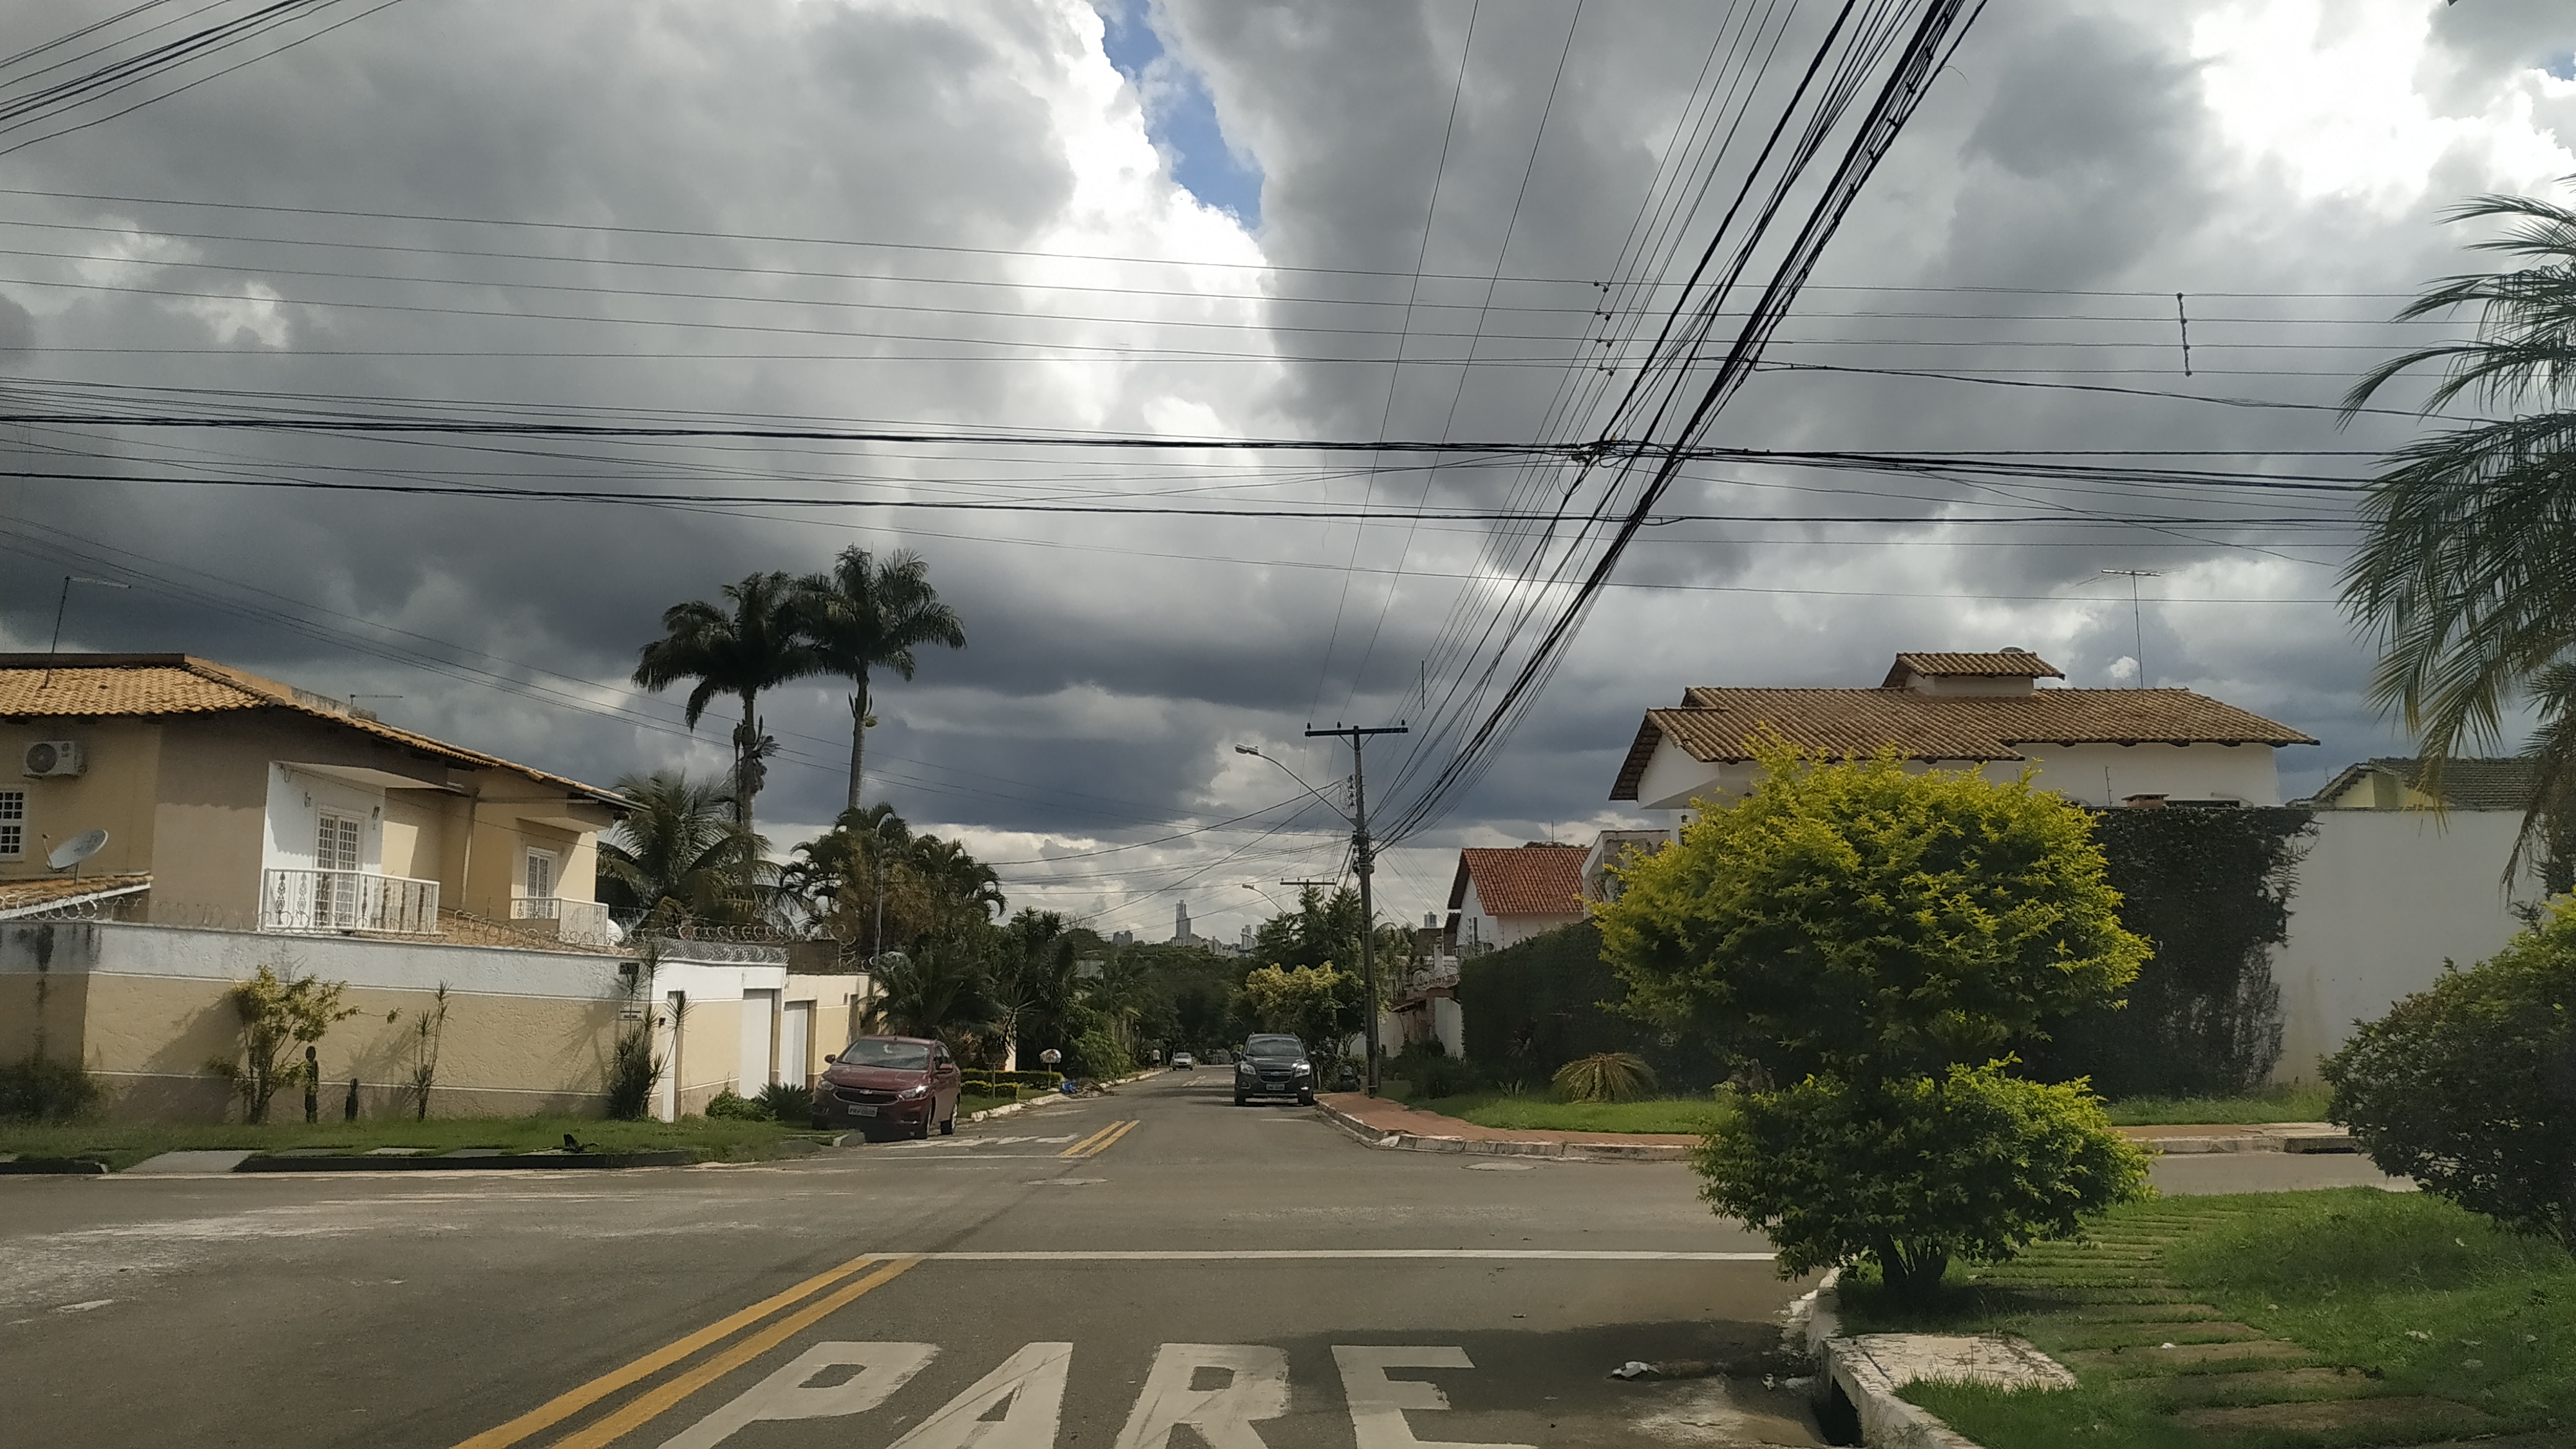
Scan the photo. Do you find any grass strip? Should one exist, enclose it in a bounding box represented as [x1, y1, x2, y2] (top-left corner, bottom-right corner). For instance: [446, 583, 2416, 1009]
[1387, 1090, 1734, 1135]
[1837, 1190, 2572, 1449]
[0, 1115, 820, 1171]
[2099, 1085, 2331, 1125]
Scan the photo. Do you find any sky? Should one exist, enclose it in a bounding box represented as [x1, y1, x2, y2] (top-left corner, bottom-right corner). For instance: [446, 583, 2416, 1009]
[4, 0, 2573, 943]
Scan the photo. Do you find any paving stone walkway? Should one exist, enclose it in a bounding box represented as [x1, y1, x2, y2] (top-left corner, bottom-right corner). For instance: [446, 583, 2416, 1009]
[1953, 1211, 2527, 1448]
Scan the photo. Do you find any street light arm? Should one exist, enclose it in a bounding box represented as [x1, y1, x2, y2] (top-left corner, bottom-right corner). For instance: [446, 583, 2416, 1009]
[1232, 745, 1349, 825]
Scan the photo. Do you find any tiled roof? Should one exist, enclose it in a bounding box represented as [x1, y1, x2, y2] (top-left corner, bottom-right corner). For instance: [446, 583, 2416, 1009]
[0, 873, 151, 918]
[1613, 687, 2316, 799]
[1446, 844, 1587, 918]
[2306, 757, 2540, 811]
[1882, 650, 2063, 685]
[1, 654, 622, 805]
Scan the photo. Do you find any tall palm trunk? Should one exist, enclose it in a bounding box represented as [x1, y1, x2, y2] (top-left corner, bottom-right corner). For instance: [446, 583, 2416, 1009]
[846, 667, 871, 813]
[731, 688, 759, 833]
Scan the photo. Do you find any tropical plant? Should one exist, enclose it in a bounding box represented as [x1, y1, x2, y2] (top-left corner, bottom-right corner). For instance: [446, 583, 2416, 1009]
[403, 983, 451, 1122]
[2323, 900, 2576, 1254]
[1553, 1051, 1657, 1104]
[1596, 741, 2150, 1086]
[793, 545, 965, 812]
[597, 770, 770, 929]
[205, 963, 359, 1124]
[755, 1080, 813, 1122]
[859, 936, 996, 1045]
[2342, 182, 2576, 878]
[704, 1090, 767, 1121]
[605, 1023, 661, 1121]
[632, 570, 819, 834]
[1701, 1062, 2152, 1304]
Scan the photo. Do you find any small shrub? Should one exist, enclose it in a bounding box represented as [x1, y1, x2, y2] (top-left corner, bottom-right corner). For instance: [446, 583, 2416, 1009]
[1553, 1051, 1657, 1104]
[1412, 1054, 1486, 1099]
[705, 1090, 766, 1120]
[1698, 1061, 2152, 1303]
[2324, 902, 2576, 1254]
[205, 963, 358, 1124]
[756, 1081, 813, 1122]
[0, 1053, 102, 1122]
[605, 1023, 662, 1121]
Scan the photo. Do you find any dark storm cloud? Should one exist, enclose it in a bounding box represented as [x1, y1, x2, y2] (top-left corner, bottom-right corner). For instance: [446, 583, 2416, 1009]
[5, 0, 2566, 934]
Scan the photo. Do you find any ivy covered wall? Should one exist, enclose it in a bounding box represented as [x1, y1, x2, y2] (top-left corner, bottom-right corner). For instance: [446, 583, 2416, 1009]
[2025, 805, 2315, 1097]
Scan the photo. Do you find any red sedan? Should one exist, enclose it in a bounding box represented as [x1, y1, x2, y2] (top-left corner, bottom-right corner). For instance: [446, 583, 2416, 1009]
[811, 1035, 963, 1139]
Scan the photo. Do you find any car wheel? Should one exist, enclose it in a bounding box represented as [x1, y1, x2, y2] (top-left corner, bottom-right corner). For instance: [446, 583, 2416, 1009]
[911, 1115, 932, 1141]
[938, 1115, 955, 1136]
[1233, 1092, 1247, 1106]
[1299, 1092, 1316, 1106]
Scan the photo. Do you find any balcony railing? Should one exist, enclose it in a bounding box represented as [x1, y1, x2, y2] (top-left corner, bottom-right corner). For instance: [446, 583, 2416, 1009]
[261, 867, 440, 936]
[512, 895, 614, 946]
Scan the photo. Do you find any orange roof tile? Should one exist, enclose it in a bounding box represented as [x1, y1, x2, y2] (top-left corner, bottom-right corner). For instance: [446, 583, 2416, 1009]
[1883, 650, 2063, 685]
[1, 654, 623, 805]
[1446, 844, 1587, 919]
[1613, 688, 2315, 799]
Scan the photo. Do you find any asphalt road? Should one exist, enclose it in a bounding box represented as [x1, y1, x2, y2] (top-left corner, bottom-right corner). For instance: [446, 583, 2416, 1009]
[2, 1072, 1831, 1449]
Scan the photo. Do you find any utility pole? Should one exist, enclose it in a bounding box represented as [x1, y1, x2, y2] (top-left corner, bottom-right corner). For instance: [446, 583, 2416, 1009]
[1305, 724, 1407, 1097]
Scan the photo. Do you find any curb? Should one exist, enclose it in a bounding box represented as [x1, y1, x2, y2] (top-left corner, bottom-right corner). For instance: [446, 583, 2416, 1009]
[2119, 1124, 2353, 1155]
[962, 1067, 1161, 1126]
[234, 1149, 697, 1171]
[1312, 1099, 1693, 1163]
[1802, 1271, 2070, 1448]
[0, 1157, 111, 1175]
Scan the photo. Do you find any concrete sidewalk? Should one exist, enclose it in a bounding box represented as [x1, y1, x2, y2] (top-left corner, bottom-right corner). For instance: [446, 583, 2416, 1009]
[2117, 1121, 2354, 1154]
[1314, 1093, 1698, 1162]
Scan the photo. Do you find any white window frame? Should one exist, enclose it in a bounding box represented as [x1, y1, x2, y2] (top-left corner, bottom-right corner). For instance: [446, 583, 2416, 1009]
[316, 810, 364, 872]
[524, 847, 558, 900]
[0, 789, 23, 860]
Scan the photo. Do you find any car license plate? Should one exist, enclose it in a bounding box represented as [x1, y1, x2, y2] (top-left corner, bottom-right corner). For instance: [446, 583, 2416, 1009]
[848, 1104, 878, 1118]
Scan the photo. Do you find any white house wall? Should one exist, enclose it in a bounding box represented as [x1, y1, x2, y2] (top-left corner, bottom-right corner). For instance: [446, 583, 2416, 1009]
[2014, 742, 2284, 806]
[261, 763, 385, 873]
[2269, 810, 2539, 1083]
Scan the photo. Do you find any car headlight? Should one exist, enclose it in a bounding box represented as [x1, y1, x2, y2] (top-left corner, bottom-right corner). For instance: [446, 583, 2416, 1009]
[1292, 1061, 1312, 1075]
[898, 1084, 929, 1100]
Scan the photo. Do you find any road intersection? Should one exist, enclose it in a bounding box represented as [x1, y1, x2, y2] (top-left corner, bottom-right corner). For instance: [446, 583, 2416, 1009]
[4, 1072, 1826, 1448]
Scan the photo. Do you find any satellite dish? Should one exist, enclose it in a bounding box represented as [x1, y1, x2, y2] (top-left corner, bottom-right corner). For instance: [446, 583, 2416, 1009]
[49, 828, 109, 875]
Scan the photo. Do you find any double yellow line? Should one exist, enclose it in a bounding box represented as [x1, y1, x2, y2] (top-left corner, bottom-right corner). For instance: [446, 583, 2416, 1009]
[451, 1253, 920, 1449]
[1059, 1119, 1139, 1158]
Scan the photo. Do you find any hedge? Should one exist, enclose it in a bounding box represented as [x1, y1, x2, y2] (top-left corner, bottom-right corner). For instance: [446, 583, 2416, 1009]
[1455, 922, 1731, 1090]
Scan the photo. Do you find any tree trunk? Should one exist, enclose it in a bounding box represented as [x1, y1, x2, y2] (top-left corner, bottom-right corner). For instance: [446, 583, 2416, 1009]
[846, 671, 871, 813]
[732, 692, 759, 834]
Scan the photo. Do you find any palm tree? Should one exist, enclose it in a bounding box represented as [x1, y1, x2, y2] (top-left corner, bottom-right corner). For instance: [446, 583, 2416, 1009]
[793, 547, 965, 812]
[596, 771, 770, 929]
[2343, 183, 2576, 881]
[632, 571, 819, 835]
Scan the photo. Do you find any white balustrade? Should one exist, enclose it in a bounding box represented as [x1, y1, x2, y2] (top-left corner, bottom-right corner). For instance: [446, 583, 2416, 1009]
[261, 867, 440, 936]
[512, 895, 613, 945]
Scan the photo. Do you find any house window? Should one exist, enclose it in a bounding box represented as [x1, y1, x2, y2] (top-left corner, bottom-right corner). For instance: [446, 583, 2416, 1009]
[316, 811, 362, 873]
[525, 848, 556, 899]
[0, 790, 23, 859]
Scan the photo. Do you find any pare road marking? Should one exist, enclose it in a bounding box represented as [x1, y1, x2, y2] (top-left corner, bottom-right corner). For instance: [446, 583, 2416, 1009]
[658, 1342, 1523, 1449]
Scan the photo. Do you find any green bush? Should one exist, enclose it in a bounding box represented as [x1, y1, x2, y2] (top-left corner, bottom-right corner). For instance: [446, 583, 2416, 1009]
[705, 1090, 767, 1121]
[1699, 1062, 2151, 1302]
[1456, 922, 1732, 1088]
[0, 1053, 102, 1122]
[2324, 901, 2576, 1253]
[755, 1081, 812, 1122]
[1553, 1052, 1657, 1103]
[605, 1024, 661, 1121]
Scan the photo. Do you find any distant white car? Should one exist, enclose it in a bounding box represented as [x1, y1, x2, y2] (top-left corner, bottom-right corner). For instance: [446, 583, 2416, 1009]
[1171, 1053, 1195, 1070]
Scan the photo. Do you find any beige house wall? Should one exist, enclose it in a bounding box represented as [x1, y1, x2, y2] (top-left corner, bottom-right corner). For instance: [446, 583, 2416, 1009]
[5, 706, 612, 933]
[1, 920, 788, 1122]
[0, 716, 165, 879]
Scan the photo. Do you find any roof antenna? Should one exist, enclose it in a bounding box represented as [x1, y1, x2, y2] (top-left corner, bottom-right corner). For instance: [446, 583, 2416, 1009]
[2099, 569, 2163, 688]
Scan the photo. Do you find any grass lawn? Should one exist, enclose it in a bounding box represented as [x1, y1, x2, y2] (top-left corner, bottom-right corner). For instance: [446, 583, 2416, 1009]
[2101, 1084, 2334, 1125]
[957, 1092, 1021, 1119]
[1837, 1189, 2573, 1449]
[1387, 1089, 1732, 1135]
[0, 1115, 828, 1171]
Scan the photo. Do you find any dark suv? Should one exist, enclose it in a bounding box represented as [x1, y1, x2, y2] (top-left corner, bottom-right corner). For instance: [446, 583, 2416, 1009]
[1233, 1034, 1316, 1106]
[812, 1035, 962, 1139]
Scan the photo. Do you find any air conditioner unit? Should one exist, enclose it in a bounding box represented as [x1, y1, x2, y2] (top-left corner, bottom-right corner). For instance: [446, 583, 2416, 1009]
[22, 741, 84, 779]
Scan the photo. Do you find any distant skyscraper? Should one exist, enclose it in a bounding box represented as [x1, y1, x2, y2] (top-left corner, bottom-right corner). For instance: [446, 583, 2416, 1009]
[1173, 901, 1193, 944]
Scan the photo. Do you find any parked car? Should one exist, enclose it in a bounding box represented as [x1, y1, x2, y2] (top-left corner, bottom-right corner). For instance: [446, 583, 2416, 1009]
[1233, 1035, 1316, 1106]
[1171, 1052, 1195, 1070]
[811, 1035, 963, 1139]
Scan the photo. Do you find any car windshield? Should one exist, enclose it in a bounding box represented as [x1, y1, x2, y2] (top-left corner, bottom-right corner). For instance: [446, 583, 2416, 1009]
[839, 1039, 931, 1070]
[1245, 1039, 1303, 1059]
